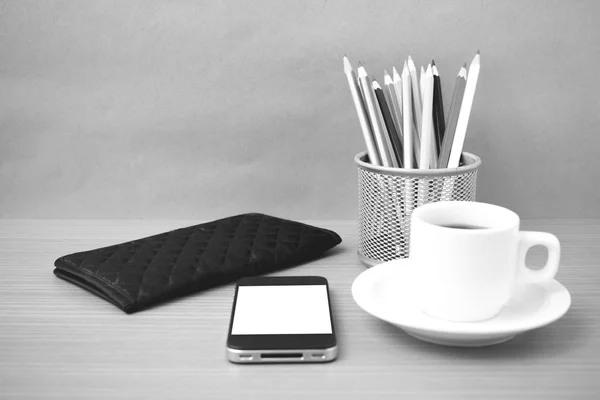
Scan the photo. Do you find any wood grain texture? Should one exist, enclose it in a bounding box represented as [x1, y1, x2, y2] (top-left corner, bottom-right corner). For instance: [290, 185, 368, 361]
[1, 219, 599, 399]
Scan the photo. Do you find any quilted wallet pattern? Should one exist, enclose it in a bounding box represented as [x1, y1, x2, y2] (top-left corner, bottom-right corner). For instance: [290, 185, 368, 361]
[53, 213, 342, 313]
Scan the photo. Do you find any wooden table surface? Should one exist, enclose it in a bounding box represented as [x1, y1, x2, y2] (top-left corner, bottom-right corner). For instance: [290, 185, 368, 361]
[1, 219, 599, 399]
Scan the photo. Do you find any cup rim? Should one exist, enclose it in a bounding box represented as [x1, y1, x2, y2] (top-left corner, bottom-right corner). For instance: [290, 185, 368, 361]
[411, 201, 520, 233]
[354, 151, 481, 177]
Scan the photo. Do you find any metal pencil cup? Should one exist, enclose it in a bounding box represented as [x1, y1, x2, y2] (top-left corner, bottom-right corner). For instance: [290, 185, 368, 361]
[355, 151, 482, 267]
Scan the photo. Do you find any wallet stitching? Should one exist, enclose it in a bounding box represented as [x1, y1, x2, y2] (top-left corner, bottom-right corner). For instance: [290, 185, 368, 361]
[288, 219, 340, 243]
[54, 268, 129, 309]
[220, 215, 248, 271]
[264, 215, 284, 270]
[279, 219, 301, 257]
[163, 230, 198, 297]
[95, 246, 123, 275]
[246, 214, 265, 266]
[211, 214, 246, 269]
[120, 241, 146, 270]
[186, 215, 245, 284]
[59, 259, 135, 302]
[224, 215, 245, 267]
[132, 233, 180, 302]
[56, 213, 341, 313]
[197, 217, 235, 276]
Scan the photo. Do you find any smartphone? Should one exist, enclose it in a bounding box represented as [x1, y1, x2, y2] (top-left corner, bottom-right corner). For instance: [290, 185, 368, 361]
[226, 275, 338, 363]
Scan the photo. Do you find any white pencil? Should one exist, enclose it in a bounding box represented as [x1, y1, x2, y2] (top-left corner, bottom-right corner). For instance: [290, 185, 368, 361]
[448, 52, 480, 168]
[407, 56, 422, 138]
[401, 62, 414, 169]
[384, 70, 403, 142]
[419, 65, 435, 169]
[420, 64, 435, 167]
[420, 65, 426, 102]
[343, 56, 381, 165]
[358, 66, 395, 168]
[420, 65, 435, 166]
[392, 67, 403, 118]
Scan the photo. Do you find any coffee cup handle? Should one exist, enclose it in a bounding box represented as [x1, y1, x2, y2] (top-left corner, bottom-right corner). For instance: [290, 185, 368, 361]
[517, 231, 561, 284]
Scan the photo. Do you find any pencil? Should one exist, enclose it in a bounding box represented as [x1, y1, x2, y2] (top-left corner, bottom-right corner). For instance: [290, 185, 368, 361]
[420, 65, 426, 102]
[372, 80, 399, 168]
[384, 70, 403, 146]
[392, 66, 403, 120]
[343, 56, 381, 166]
[432, 61, 445, 158]
[419, 64, 435, 169]
[438, 65, 467, 168]
[421, 64, 438, 169]
[374, 81, 403, 168]
[401, 62, 414, 169]
[448, 52, 480, 168]
[358, 66, 395, 168]
[383, 70, 400, 135]
[407, 56, 423, 139]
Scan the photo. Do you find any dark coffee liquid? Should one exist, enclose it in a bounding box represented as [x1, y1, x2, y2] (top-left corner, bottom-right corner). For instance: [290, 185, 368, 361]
[440, 223, 487, 230]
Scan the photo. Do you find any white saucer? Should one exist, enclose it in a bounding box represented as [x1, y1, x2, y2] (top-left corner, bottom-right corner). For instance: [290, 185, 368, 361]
[351, 259, 571, 347]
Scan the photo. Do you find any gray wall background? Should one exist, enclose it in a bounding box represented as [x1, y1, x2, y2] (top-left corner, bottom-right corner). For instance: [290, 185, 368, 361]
[1, 0, 599, 220]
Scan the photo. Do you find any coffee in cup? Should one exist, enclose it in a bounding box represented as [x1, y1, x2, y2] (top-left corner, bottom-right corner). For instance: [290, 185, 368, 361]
[409, 201, 560, 322]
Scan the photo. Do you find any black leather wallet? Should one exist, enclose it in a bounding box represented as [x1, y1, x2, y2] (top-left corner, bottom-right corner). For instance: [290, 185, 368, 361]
[53, 213, 342, 313]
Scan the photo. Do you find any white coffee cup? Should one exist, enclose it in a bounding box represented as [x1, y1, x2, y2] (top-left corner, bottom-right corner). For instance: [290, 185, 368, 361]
[409, 201, 560, 322]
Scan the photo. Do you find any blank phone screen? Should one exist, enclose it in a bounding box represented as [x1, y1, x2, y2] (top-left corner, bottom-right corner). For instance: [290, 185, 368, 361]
[231, 285, 332, 335]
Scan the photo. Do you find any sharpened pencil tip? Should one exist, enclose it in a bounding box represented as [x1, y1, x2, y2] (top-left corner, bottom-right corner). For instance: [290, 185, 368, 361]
[407, 56, 417, 71]
[402, 61, 410, 75]
[477, 49, 480, 55]
[402, 62, 410, 78]
[471, 52, 481, 66]
[384, 69, 390, 77]
[431, 59, 436, 66]
[357, 65, 367, 78]
[343, 56, 352, 72]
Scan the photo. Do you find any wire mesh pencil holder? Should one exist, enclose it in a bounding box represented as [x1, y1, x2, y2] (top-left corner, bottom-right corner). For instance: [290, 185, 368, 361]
[356, 151, 481, 267]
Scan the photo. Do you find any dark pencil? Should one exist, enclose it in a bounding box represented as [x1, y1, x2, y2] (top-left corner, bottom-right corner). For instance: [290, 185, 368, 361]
[438, 64, 467, 168]
[432, 61, 445, 158]
[374, 81, 403, 168]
